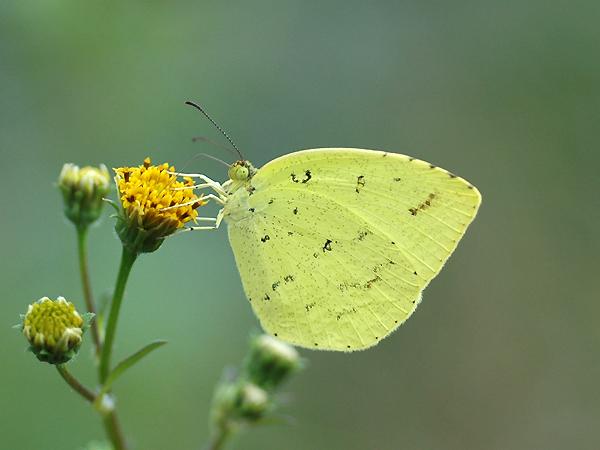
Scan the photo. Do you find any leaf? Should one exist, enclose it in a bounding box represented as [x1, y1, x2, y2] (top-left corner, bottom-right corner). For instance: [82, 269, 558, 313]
[102, 197, 120, 212]
[100, 340, 167, 395]
[81, 313, 96, 332]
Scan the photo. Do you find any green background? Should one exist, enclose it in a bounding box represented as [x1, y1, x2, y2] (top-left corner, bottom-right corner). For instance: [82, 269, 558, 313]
[1, 1, 598, 449]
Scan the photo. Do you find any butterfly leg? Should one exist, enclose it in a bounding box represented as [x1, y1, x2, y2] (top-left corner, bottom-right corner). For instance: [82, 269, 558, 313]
[178, 225, 217, 232]
[201, 193, 227, 206]
[168, 171, 228, 195]
[171, 183, 214, 191]
[179, 210, 224, 233]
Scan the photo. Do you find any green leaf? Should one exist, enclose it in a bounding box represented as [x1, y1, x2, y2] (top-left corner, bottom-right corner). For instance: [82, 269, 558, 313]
[102, 197, 120, 212]
[100, 340, 167, 395]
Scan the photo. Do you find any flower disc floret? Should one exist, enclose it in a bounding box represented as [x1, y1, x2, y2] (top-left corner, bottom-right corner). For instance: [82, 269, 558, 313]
[114, 158, 206, 253]
[23, 297, 85, 364]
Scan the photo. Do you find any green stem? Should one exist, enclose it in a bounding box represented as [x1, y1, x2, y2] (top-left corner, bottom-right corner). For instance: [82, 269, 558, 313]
[102, 410, 127, 450]
[99, 246, 138, 383]
[206, 428, 231, 450]
[56, 365, 96, 403]
[76, 224, 102, 356]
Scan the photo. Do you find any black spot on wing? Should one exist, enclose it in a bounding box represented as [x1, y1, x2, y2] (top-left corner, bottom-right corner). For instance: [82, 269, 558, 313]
[301, 170, 312, 183]
[293, 207, 298, 215]
[272, 281, 280, 291]
[284, 274, 295, 283]
[393, 177, 402, 182]
[355, 175, 365, 193]
[305, 302, 316, 312]
[365, 276, 381, 288]
[290, 173, 299, 183]
[260, 235, 270, 243]
[323, 239, 333, 252]
[408, 193, 436, 216]
[357, 230, 370, 241]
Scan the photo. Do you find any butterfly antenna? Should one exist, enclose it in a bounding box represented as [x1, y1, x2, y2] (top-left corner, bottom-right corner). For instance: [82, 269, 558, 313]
[196, 152, 231, 168]
[191, 135, 239, 158]
[185, 101, 244, 160]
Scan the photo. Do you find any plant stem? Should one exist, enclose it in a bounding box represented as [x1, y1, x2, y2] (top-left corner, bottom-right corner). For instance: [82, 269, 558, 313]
[102, 410, 127, 450]
[76, 224, 102, 356]
[56, 365, 96, 403]
[56, 364, 128, 450]
[95, 245, 137, 450]
[99, 246, 138, 383]
[206, 429, 231, 450]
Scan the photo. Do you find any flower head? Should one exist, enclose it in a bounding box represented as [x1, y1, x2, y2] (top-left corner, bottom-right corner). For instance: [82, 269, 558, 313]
[245, 334, 302, 390]
[21, 297, 91, 364]
[233, 383, 270, 421]
[58, 163, 110, 226]
[113, 157, 206, 253]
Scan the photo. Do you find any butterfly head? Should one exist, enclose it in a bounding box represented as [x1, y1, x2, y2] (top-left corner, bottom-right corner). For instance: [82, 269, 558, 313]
[228, 160, 257, 183]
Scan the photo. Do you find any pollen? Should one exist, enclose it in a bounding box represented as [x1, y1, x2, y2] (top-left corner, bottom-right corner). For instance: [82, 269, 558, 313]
[114, 157, 206, 232]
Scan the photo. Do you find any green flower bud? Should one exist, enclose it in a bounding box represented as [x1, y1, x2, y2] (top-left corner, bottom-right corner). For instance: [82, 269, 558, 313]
[233, 382, 270, 421]
[245, 335, 302, 390]
[58, 163, 110, 227]
[210, 381, 269, 432]
[20, 297, 92, 364]
[113, 158, 206, 254]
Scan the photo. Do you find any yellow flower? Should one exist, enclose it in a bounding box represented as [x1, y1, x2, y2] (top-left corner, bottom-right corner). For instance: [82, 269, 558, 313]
[113, 157, 206, 253]
[22, 297, 88, 364]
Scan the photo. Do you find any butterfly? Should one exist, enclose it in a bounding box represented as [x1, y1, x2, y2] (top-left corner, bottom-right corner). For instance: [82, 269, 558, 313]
[185, 146, 481, 351]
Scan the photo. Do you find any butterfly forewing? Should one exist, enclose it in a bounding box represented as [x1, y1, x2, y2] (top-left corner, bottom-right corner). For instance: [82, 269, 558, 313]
[225, 148, 481, 351]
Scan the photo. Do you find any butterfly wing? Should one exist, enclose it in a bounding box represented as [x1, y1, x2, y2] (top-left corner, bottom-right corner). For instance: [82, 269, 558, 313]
[226, 148, 481, 351]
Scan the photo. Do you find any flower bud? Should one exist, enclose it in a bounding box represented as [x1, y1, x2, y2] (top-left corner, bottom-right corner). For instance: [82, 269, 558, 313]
[233, 382, 270, 421]
[244, 335, 302, 390]
[20, 297, 92, 364]
[113, 158, 206, 254]
[58, 163, 110, 227]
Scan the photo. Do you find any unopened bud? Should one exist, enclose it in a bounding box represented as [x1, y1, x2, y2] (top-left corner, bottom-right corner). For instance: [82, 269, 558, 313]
[20, 297, 93, 364]
[245, 334, 301, 390]
[58, 163, 110, 226]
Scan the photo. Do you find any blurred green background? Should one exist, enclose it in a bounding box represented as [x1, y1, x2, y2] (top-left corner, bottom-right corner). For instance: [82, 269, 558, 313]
[1, 1, 598, 449]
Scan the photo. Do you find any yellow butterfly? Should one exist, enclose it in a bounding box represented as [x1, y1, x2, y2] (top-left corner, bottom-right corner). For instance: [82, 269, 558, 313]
[183, 104, 481, 351]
